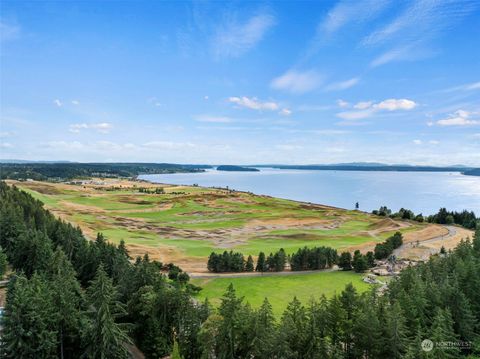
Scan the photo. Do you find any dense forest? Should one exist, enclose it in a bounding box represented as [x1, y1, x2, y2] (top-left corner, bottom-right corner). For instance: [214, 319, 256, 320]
[0, 162, 211, 181]
[1, 181, 480, 358]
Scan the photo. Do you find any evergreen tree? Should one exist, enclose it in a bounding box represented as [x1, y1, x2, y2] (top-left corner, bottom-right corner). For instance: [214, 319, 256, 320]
[251, 298, 276, 358]
[1, 274, 57, 358]
[256, 252, 267, 272]
[428, 308, 460, 359]
[0, 246, 7, 278]
[245, 255, 254, 272]
[83, 265, 132, 359]
[338, 251, 352, 270]
[46, 249, 86, 358]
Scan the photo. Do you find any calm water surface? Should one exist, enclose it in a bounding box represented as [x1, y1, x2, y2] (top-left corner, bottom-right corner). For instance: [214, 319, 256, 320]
[140, 169, 480, 215]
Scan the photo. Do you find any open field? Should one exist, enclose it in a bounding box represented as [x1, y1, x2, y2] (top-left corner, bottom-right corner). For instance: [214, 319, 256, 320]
[192, 270, 372, 316]
[8, 178, 454, 273]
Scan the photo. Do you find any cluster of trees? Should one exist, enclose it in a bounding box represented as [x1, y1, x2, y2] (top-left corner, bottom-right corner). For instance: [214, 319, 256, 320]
[199, 232, 480, 358]
[0, 162, 210, 181]
[374, 232, 403, 260]
[0, 182, 208, 358]
[207, 251, 251, 272]
[289, 246, 338, 271]
[208, 247, 338, 273]
[338, 250, 375, 272]
[138, 187, 165, 194]
[373, 206, 478, 230]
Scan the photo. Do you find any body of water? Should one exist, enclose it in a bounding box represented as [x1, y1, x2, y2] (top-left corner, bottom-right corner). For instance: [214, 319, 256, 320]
[140, 168, 480, 215]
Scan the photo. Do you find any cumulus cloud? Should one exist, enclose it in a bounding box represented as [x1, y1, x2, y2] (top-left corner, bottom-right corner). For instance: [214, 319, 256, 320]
[271, 69, 322, 94]
[212, 12, 276, 58]
[337, 99, 350, 108]
[228, 96, 279, 111]
[279, 108, 292, 116]
[71, 100, 80, 105]
[336, 98, 417, 120]
[325, 77, 360, 91]
[436, 110, 479, 126]
[53, 99, 62, 107]
[69, 122, 113, 134]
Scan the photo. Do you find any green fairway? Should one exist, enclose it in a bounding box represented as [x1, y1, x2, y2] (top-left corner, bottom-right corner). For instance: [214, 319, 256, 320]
[192, 270, 371, 316]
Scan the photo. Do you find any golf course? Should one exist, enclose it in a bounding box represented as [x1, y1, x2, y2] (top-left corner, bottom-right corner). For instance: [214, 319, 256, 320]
[8, 178, 451, 313]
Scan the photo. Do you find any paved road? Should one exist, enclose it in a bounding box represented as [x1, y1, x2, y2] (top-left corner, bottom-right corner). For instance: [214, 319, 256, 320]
[393, 225, 457, 259]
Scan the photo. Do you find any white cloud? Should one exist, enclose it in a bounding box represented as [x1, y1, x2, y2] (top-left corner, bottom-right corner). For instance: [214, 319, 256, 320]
[69, 122, 113, 133]
[436, 110, 479, 126]
[195, 115, 233, 123]
[443, 81, 480, 92]
[429, 140, 440, 145]
[325, 77, 360, 91]
[374, 99, 417, 111]
[336, 98, 417, 120]
[212, 12, 275, 58]
[53, 99, 62, 107]
[413, 139, 422, 145]
[353, 101, 373, 110]
[271, 69, 322, 94]
[337, 99, 350, 108]
[71, 100, 80, 105]
[320, 0, 390, 35]
[279, 108, 292, 116]
[228, 96, 279, 111]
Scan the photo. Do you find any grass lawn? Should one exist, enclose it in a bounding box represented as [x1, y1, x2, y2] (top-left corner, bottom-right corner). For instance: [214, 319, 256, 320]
[192, 270, 371, 316]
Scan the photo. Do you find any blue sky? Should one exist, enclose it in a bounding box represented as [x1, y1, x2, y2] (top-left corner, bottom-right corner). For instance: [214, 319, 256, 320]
[1, 0, 479, 165]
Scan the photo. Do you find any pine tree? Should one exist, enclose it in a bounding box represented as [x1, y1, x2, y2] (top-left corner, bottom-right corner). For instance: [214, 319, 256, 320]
[251, 298, 276, 358]
[1, 274, 57, 358]
[338, 251, 352, 270]
[0, 246, 7, 278]
[428, 308, 460, 359]
[245, 255, 254, 272]
[385, 302, 408, 359]
[46, 249, 86, 358]
[256, 252, 267, 272]
[217, 284, 244, 358]
[84, 265, 132, 359]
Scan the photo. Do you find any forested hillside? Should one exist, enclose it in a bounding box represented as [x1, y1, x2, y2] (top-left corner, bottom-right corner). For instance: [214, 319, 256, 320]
[1, 181, 479, 358]
[0, 162, 210, 181]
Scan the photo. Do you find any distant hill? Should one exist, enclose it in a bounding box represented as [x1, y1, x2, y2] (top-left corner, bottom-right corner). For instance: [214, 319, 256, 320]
[0, 162, 212, 181]
[463, 168, 480, 176]
[217, 165, 259, 172]
[255, 164, 474, 173]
